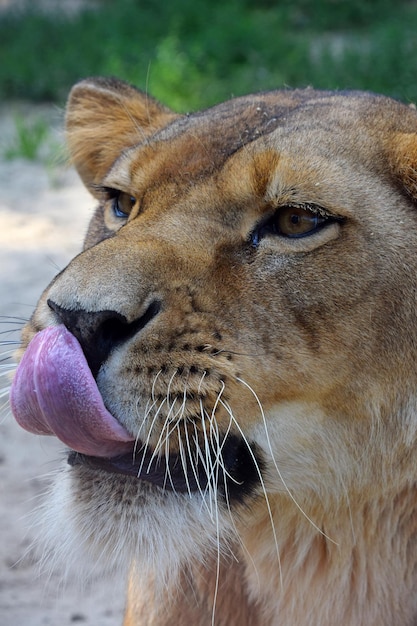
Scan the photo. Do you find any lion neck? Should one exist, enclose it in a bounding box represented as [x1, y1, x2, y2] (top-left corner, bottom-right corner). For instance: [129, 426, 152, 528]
[239, 487, 417, 625]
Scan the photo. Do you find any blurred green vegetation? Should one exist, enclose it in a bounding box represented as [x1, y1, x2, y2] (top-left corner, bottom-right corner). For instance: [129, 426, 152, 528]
[1, 0, 416, 111]
[3, 114, 50, 160]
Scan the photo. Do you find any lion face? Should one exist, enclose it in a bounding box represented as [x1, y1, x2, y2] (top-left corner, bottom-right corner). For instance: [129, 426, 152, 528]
[10, 78, 417, 590]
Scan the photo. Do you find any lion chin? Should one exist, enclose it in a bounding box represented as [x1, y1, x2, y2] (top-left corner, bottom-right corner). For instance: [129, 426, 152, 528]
[10, 76, 417, 625]
[36, 464, 232, 590]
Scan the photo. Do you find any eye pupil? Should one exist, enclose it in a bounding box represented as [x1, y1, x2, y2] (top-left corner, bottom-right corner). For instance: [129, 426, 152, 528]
[277, 206, 322, 238]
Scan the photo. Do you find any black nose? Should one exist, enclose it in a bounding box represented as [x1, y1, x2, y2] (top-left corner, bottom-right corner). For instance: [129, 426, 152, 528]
[47, 299, 161, 378]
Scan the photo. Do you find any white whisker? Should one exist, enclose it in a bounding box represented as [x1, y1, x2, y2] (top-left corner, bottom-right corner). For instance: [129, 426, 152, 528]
[211, 462, 221, 626]
[220, 397, 284, 590]
[163, 425, 176, 493]
[136, 397, 167, 477]
[235, 376, 338, 547]
[200, 401, 217, 506]
[177, 422, 192, 497]
[166, 371, 177, 412]
[149, 404, 181, 468]
[133, 396, 157, 454]
[133, 369, 164, 457]
[194, 407, 215, 519]
[0, 348, 18, 358]
[217, 410, 261, 591]
[151, 369, 163, 403]
[183, 418, 213, 517]
[0, 387, 12, 399]
[150, 386, 187, 461]
[146, 408, 172, 471]
[197, 370, 207, 394]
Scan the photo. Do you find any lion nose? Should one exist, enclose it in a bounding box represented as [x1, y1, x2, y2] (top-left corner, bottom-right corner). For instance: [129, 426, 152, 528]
[47, 299, 161, 378]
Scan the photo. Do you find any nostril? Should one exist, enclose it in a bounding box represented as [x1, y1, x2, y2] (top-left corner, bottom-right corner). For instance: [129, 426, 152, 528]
[47, 299, 161, 378]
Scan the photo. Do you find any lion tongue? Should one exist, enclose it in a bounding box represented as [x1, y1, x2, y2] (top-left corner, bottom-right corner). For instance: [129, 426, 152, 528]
[10, 325, 135, 457]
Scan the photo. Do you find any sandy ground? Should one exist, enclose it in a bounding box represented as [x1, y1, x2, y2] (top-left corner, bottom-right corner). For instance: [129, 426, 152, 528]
[0, 110, 127, 625]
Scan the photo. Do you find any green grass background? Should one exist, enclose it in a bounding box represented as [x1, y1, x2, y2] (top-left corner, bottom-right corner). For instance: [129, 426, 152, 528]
[1, 0, 416, 111]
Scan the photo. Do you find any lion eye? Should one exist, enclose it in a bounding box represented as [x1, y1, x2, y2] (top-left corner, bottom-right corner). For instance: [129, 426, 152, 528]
[112, 192, 136, 218]
[251, 204, 329, 245]
[274, 206, 326, 237]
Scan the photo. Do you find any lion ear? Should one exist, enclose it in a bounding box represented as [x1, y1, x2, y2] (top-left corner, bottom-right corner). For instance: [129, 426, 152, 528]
[65, 77, 178, 191]
[390, 132, 417, 201]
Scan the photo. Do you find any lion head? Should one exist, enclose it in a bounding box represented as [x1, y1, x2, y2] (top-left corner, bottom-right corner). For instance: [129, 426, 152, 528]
[10, 78, 417, 625]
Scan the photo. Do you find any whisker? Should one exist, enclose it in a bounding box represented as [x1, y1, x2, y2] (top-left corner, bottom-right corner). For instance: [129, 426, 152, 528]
[209, 402, 237, 486]
[184, 419, 213, 517]
[163, 424, 176, 493]
[211, 460, 221, 626]
[149, 379, 189, 460]
[200, 401, 216, 508]
[217, 412, 261, 591]
[134, 369, 164, 452]
[202, 405, 221, 489]
[148, 387, 190, 466]
[194, 412, 215, 519]
[165, 371, 177, 413]
[1, 358, 18, 368]
[117, 91, 158, 150]
[0, 330, 23, 338]
[136, 397, 167, 478]
[220, 397, 284, 590]
[151, 388, 190, 462]
[0, 316, 28, 323]
[211, 347, 263, 359]
[149, 403, 178, 466]
[0, 387, 12, 399]
[151, 369, 163, 403]
[197, 370, 207, 394]
[0, 344, 18, 351]
[144, 60, 152, 124]
[177, 422, 192, 497]
[235, 376, 338, 547]
[133, 396, 156, 454]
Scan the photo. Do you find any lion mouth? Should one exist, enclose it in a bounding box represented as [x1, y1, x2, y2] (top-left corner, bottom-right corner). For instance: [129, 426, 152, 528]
[67, 448, 204, 492]
[67, 432, 261, 498]
[10, 325, 262, 499]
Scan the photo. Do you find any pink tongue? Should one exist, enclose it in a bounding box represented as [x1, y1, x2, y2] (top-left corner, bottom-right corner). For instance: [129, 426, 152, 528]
[10, 325, 135, 457]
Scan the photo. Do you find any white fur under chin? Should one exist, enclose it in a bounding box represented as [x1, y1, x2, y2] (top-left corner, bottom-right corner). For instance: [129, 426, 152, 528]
[34, 461, 234, 592]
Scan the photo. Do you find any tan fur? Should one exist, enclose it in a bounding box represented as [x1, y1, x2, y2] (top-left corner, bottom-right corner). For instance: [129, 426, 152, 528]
[15, 78, 417, 624]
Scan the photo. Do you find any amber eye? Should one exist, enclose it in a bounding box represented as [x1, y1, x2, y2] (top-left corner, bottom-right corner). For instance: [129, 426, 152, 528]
[274, 206, 326, 237]
[251, 204, 329, 245]
[112, 192, 136, 218]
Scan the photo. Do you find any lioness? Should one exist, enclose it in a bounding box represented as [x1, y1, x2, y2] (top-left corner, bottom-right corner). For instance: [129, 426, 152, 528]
[9, 77, 417, 625]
